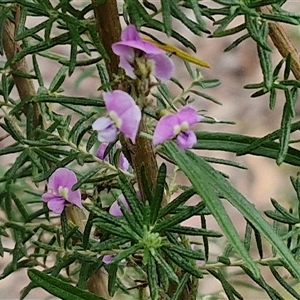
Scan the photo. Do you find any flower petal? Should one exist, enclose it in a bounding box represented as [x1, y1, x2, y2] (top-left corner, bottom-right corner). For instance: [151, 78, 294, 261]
[109, 195, 130, 217]
[92, 117, 113, 131]
[119, 54, 135, 78]
[176, 130, 197, 150]
[92, 117, 118, 143]
[97, 126, 118, 143]
[104, 90, 136, 117]
[113, 25, 163, 56]
[96, 143, 110, 161]
[47, 198, 65, 214]
[118, 104, 141, 143]
[102, 254, 115, 265]
[177, 106, 202, 126]
[148, 53, 174, 81]
[104, 91, 141, 143]
[121, 24, 140, 42]
[67, 189, 82, 208]
[119, 152, 130, 171]
[42, 193, 60, 203]
[153, 114, 179, 146]
[114, 40, 163, 55]
[48, 168, 77, 193]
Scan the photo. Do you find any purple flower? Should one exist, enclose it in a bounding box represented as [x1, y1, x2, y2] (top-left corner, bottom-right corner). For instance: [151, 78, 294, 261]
[109, 194, 131, 217]
[112, 25, 174, 81]
[96, 142, 130, 171]
[42, 168, 82, 214]
[102, 254, 115, 265]
[92, 90, 141, 144]
[153, 106, 202, 150]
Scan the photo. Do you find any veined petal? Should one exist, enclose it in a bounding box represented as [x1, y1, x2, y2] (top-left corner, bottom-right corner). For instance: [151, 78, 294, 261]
[115, 40, 163, 55]
[176, 130, 197, 150]
[114, 25, 163, 55]
[153, 114, 179, 146]
[104, 90, 137, 117]
[103, 90, 141, 143]
[121, 24, 140, 41]
[177, 106, 202, 126]
[148, 53, 174, 81]
[48, 168, 77, 193]
[47, 198, 65, 214]
[119, 104, 141, 143]
[67, 189, 82, 207]
[42, 193, 60, 203]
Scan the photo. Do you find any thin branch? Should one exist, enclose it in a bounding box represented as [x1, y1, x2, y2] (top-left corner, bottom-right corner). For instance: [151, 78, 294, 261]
[259, 6, 300, 80]
[2, 6, 41, 127]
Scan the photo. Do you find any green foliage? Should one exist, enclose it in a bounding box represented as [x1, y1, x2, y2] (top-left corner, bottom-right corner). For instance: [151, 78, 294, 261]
[1, 0, 300, 299]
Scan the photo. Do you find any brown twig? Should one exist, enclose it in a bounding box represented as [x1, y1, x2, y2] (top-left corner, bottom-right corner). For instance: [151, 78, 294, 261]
[259, 6, 300, 80]
[2, 6, 40, 127]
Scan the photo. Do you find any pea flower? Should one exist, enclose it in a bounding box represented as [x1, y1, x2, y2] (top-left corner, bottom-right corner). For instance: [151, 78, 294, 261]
[102, 254, 115, 265]
[42, 168, 82, 214]
[109, 194, 131, 217]
[102, 254, 125, 265]
[112, 24, 174, 81]
[153, 106, 202, 150]
[92, 90, 141, 143]
[96, 142, 129, 171]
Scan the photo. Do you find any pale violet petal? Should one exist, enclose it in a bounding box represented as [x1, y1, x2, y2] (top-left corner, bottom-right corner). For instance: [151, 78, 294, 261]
[148, 53, 174, 81]
[104, 91, 136, 117]
[119, 54, 136, 78]
[177, 106, 200, 126]
[93, 116, 118, 143]
[96, 143, 109, 161]
[176, 130, 197, 150]
[92, 117, 113, 132]
[102, 255, 115, 265]
[42, 193, 60, 203]
[119, 104, 141, 143]
[119, 152, 130, 171]
[67, 189, 82, 207]
[116, 40, 163, 55]
[121, 24, 140, 41]
[153, 114, 179, 146]
[47, 198, 65, 214]
[109, 195, 130, 217]
[109, 200, 123, 216]
[96, 125, 118, 143]
[47, 168, 77, 194]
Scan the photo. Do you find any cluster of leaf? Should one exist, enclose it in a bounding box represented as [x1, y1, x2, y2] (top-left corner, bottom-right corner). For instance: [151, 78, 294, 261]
[2, 0, 300, 299]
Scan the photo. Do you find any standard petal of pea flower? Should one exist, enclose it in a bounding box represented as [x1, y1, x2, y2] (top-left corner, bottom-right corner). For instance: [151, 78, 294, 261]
[92, 90, 141, 144]
[112, 24, 174, 81]
[153, 106, 202, 150]
[42, 168, 82, 214]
